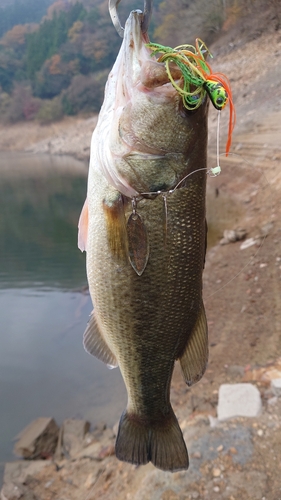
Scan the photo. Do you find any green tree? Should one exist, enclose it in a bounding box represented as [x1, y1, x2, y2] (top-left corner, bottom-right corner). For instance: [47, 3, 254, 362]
[0, 46, 23, 92]
[25, 2, 86, 79]
[0, 0, 53, 38]
[33, 54, 72, 99]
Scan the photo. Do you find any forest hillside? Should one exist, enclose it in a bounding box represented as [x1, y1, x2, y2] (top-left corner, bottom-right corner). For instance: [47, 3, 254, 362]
[0, 0, 280, 124]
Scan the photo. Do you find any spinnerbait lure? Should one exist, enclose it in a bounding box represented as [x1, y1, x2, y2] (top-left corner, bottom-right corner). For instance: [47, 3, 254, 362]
[147, 38, 236, 156]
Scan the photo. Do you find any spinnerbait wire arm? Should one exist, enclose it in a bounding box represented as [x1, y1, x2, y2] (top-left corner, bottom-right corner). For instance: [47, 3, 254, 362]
[108, 0, 153, 38]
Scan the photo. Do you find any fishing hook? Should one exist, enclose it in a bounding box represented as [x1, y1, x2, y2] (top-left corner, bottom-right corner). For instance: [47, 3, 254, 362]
[108, 0, 153, 38]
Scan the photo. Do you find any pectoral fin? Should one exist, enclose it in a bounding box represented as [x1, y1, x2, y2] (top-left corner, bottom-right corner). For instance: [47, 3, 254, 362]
[103, 192, 128, 261]
[83, 311, 118, 368]
[179, 303, 208, 386]
[78, 198, 89, 252]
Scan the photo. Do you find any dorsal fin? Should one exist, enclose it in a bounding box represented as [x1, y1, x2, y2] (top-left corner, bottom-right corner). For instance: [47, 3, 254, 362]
[83, 311, 118, 368]
[78, 198, 89, 252]
[179, 302, 208, 386]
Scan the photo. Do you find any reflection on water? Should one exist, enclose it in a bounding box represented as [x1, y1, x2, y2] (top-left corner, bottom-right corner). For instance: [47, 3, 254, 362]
[0, 153, 126, 482]
[0, 152, 88, 288]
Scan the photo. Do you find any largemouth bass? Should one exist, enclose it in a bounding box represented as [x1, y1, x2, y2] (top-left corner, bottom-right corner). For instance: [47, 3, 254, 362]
[78, 10, 209, 472]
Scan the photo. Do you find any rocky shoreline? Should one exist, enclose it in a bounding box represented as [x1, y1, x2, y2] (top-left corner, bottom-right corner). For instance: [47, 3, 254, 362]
[2, 370, 281, 500]
[0, 115, 98, 163]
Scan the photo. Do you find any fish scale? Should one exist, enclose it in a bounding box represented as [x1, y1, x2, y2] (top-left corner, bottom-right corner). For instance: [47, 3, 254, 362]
[79, 10, 209, 472]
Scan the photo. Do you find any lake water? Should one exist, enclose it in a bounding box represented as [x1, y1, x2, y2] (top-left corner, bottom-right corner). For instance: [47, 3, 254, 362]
[0, 151, 245, 484]
[0, 152, 127, 482]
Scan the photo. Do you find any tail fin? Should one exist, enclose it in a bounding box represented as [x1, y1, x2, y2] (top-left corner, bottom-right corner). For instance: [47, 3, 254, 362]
[115, 409, 189, 472]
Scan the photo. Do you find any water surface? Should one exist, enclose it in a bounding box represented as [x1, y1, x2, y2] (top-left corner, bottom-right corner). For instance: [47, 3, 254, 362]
[0, 153, 126, 481]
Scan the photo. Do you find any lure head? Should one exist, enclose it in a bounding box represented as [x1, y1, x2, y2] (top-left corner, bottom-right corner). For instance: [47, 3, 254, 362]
[204, 80, 228, 110]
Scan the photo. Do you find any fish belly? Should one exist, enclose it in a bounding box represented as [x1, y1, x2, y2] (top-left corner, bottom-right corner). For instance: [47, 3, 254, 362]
[85, 167, 208, 471]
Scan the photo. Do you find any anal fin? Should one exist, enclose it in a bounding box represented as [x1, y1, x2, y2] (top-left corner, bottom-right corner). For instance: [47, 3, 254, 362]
[83, 311, 118, 368]
[179, 302, 208, 386]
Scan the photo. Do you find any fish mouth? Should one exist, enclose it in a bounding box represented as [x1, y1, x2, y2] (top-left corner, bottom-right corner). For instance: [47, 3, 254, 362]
[124, 10, 149, 52]
[93, 10, 207, 199]
[123, 11, 178, 95]
[123, 10, 150, 91]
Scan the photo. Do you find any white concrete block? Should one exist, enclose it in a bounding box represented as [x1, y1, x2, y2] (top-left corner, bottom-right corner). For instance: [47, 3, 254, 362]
[271, 378, 281, 397]
[217, 383, 262, 421]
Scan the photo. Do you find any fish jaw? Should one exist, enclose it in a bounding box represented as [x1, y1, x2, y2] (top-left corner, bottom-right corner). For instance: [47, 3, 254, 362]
[89, 10, 209, 198]
[89, 10, 147, 199]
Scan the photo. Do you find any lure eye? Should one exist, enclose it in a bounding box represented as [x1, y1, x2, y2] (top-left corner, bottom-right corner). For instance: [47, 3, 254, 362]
[204, 80, 228, 110]
[214, 94, 228, 110]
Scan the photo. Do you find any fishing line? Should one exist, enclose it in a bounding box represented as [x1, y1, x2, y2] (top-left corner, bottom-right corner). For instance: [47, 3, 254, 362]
[216, 110, 221, 169]
[157, 111, 223, 192]
[138, 148, 273, 301]
[124, 100, 273, 299]
[162, 193, 168, 248]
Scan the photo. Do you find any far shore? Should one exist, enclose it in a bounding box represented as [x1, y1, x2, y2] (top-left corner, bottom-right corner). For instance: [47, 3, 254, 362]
[0, 115, 98, 162]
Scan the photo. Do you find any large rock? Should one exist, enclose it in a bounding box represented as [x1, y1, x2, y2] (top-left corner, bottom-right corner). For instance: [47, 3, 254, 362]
[1, 460, 51, 500]
[271, 378, 281, 396]
[217, 383, 262, 420]
[56, 419, 90, 459]
[220, 228, 247, 245]
[13, 417, 59, 459]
